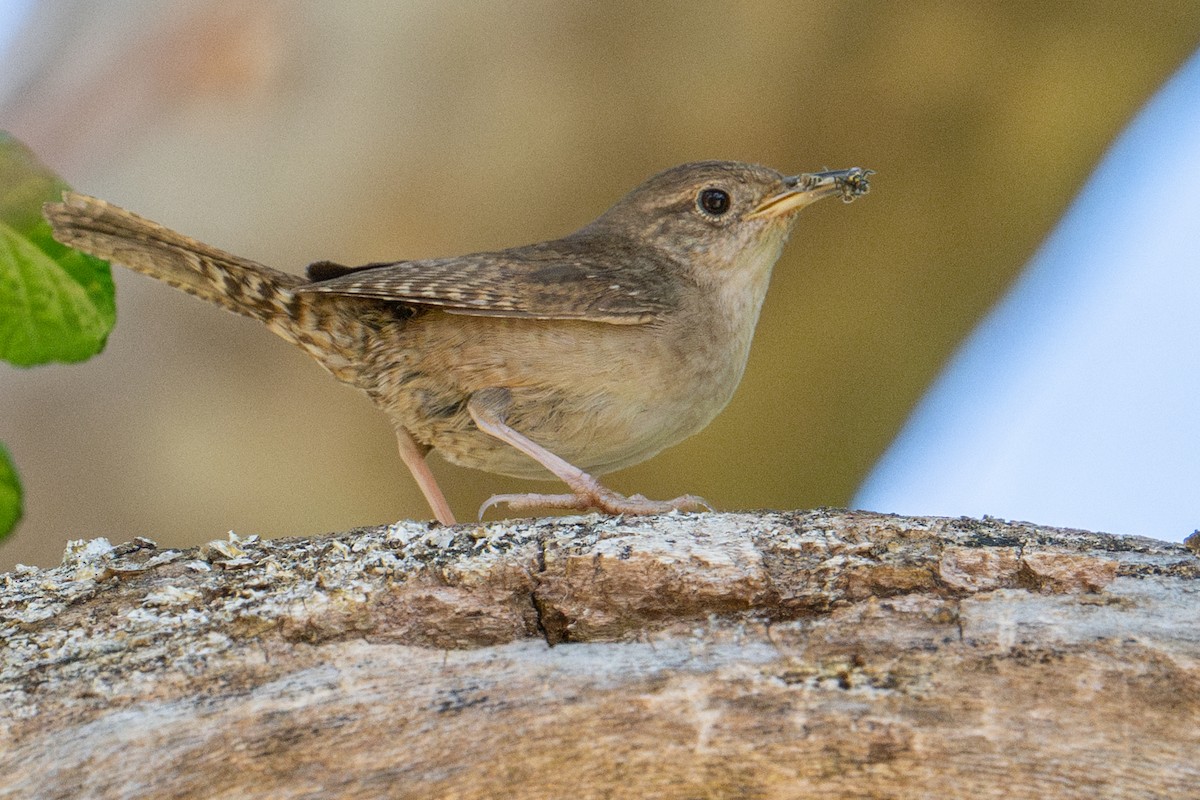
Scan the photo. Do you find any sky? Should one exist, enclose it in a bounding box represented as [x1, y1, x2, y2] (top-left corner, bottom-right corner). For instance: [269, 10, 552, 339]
[0, 0, 32, 63]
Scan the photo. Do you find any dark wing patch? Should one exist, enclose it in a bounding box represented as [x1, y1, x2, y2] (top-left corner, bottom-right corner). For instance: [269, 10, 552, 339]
[305, 260, 395, 282]
[295, 237, 679, 324]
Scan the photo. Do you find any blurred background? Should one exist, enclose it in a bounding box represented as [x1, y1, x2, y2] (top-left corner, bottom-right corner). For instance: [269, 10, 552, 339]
[2, 1, 1198, 570]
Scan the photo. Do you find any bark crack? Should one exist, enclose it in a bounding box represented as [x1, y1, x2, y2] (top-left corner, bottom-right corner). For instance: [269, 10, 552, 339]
[528, 532, 553, 646]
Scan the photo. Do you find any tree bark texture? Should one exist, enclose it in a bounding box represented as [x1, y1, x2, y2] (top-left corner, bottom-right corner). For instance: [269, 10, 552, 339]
[2, 510, 1198, 799]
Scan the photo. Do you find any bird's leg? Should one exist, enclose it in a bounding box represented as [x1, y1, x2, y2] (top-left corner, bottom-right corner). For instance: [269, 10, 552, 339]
[394, 424, 457, 526]
[468, 389, 710, 519]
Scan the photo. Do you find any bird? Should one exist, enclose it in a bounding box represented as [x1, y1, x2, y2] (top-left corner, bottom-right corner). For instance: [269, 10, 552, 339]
[44, 161, 870, 526]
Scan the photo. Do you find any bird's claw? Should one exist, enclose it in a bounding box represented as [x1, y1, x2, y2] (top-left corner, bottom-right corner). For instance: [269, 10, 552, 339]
[478, 488, 711, 520]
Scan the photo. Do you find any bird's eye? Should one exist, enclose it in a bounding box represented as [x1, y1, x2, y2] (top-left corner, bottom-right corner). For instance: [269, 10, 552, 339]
[698, 188, 731, 216]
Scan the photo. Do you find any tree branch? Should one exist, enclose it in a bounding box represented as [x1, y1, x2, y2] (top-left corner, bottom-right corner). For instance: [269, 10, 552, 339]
[2, 510, 1197, 799]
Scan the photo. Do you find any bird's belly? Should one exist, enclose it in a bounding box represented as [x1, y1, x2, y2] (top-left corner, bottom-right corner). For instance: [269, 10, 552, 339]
[371, 311, 749, 480]
[452, 386, 720, 479]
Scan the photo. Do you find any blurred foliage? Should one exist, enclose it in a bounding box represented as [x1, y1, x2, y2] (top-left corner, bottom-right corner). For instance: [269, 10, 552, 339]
[0, 132, 115, 540]
[0, 445, 19, 538]
[0, 133, 115, 366]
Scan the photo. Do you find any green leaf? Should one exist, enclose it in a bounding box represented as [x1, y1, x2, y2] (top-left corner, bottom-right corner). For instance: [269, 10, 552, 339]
[0, 133, 115, 366]
[0, 444, 21, 541]
[0, 221, 116, 364]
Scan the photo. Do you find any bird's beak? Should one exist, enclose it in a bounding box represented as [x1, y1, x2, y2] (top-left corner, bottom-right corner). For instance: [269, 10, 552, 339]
[746, 167, 873, 219]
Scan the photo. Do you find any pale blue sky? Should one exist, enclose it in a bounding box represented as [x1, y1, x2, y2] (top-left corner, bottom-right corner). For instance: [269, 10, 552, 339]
[0, 0, 32, 63]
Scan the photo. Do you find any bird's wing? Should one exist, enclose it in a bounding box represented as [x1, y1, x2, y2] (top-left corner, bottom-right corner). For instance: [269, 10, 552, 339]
[295, 238, 679, 324]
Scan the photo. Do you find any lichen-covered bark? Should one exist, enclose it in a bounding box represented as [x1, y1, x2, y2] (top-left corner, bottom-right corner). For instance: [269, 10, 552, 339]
[1, 510, 1197, 799]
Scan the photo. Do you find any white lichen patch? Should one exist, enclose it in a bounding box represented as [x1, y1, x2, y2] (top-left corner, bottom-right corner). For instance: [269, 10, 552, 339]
[384, 520, 428, 546]
[200, 538, 245, 561]
[142, 586, 204, 608]
[61, 537, 116, 581]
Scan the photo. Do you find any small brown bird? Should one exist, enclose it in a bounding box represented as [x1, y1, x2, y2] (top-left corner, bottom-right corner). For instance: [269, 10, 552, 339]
[44, 161, 870, 526]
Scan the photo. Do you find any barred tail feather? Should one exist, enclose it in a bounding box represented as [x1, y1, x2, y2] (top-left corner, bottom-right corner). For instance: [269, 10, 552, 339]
[44, 192, 305, 332]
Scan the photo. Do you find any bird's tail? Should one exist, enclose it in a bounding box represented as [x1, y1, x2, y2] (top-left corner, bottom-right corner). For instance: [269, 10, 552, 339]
[43, 193, 379, 385]
[44, 192, 306, 332]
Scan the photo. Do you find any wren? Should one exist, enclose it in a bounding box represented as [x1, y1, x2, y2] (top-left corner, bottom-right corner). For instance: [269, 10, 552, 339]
[44, 161, 871, 525]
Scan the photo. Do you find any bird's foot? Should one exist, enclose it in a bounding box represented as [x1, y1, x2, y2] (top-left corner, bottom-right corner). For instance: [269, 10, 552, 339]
[478, 477, 711, 520]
